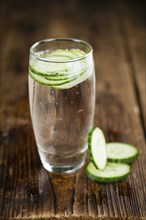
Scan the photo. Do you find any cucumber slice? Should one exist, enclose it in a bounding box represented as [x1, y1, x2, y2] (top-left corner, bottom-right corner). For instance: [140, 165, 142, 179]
[29, 69, 75, 86]
[30, 49, 88, 77]
[70, 49, 86, 57]
[29, 60, 87, 78]
[29, 49, 93, 89]
[30, 60, 70, 74]
[88, 127, 107, 170]
[107, 143, 139, 163]
[86, 162, 130, 183]
[44, 49, 77, 59]
[29, 65, 68, 77]
[29, 64, 85, 79]
[52, 67, 92, 89]
[42, 55, 71, 61]
[43, 49, 86, 60]
[29, 66, 92, 89]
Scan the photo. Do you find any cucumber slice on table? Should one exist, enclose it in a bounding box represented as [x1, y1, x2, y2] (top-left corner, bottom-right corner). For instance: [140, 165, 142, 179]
[107, 143, 139, 163]
[88, 127, 107, 170]
[86, 162, 130, 183]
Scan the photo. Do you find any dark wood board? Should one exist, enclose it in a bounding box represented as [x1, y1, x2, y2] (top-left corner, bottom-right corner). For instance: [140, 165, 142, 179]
[0, 0, 146, 219]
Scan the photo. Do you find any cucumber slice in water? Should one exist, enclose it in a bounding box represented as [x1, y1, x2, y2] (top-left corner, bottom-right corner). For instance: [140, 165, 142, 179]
[107, 143, 139, 163]
[88, 127, 107, 170]
[29, 65, 69, 78]
[43, 49, 77, 59]
[30, 60, 70, 75]
[86, 162, 130, 183]
[29, 64, 85, 79]
[29, 69, 74, 86]
[29, 67, 91, 89]
[43, 49, 86, 59]
[42, 55, 71, 61]
[52, 67, 92, 89]
[30, 50, 75, 75]
[70, 49, 86, 57]
[29, 48, 92, 89]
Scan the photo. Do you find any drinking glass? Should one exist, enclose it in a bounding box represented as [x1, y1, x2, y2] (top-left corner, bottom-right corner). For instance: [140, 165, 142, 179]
[28, 38, 95, 173]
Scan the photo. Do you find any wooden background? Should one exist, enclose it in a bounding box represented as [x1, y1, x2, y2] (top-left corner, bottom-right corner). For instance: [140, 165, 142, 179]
[0, 0, 146, 219]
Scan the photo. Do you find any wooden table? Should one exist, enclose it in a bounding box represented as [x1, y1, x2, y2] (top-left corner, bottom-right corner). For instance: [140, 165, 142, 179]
[0, 0, 146, 219]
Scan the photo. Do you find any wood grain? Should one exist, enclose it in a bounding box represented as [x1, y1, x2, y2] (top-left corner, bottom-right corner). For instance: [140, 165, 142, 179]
[116, 0, 146, 135]
[0, 0, 146, 219]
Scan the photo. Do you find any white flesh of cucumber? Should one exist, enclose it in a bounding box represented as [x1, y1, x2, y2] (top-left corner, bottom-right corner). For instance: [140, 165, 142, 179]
[86, 162, 130, 183]
[88, 127, 107, 170]
[29, 49, 92, 89]
[106, 142, 139, 163]
[52, 67, 92, 89]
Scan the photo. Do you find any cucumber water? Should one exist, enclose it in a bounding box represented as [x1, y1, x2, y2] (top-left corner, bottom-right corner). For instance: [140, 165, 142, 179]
[29, 47, 95, 172]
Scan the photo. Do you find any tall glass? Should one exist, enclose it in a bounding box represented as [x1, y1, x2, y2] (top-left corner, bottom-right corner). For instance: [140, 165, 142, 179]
[28, 38, 95, 173]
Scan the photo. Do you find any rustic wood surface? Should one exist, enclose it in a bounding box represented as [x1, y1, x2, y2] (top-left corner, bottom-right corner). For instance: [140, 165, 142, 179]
[0, 0, 146, 219]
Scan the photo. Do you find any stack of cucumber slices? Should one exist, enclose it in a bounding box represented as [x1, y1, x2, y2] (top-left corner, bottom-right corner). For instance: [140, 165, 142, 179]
[87, 127, 139, 183]
[29, 49, 92, 89]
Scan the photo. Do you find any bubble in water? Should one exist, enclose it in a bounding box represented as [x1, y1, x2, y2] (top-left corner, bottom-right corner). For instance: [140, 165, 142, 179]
[56, 102, 58, 105]
[64, 97, 67, 100]
[71, 101, 74, 104]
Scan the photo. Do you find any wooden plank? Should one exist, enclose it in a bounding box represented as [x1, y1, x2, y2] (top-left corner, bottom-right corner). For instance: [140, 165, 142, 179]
[90, 2, 146, 218]
[115, 0, 146, 134]
[0, 0, 146, 219]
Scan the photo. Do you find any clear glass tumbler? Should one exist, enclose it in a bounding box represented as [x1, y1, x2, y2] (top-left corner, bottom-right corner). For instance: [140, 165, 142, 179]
[28, 38, 95, 173]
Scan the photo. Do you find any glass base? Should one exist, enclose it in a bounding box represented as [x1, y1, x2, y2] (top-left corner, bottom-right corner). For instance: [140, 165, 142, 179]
[38, 148, 86, 174]
[42, 161, 85, 174]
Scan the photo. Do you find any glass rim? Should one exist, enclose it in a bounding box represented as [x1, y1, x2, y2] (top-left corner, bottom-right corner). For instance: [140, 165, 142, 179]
[29, 38, 93, 63]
